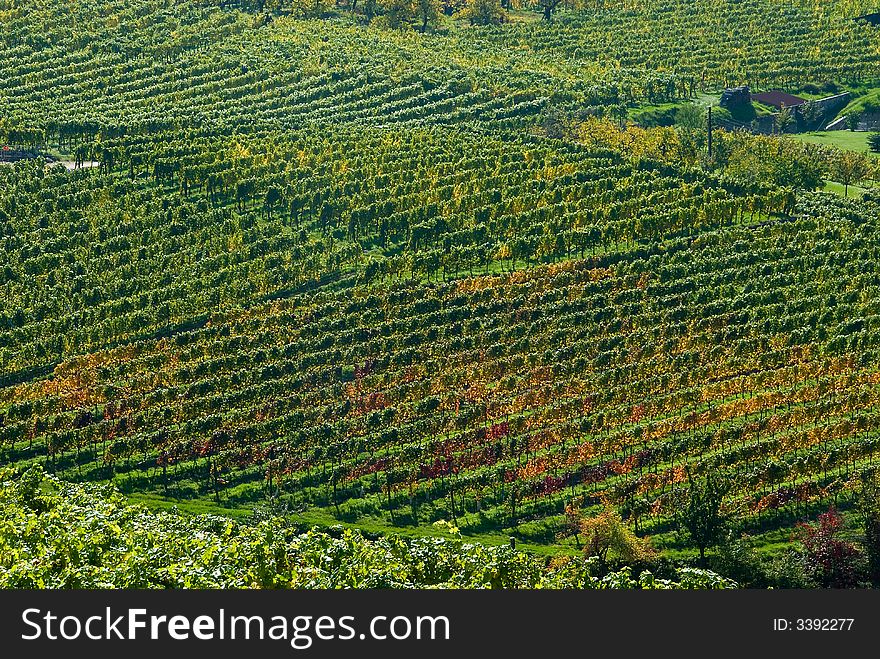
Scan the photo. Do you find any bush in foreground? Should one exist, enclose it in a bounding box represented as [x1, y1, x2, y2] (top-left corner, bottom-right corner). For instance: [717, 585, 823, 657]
[0, 467, 734, 589]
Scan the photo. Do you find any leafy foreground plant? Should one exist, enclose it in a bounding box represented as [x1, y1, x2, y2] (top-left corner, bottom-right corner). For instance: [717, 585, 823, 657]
[0, 466, 734, 589]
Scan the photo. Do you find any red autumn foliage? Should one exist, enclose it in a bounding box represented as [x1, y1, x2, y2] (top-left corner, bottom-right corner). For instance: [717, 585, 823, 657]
[796, 508, 862, 588]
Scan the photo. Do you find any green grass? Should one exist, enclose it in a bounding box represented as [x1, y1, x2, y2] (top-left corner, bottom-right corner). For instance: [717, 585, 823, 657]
[127, 491, 573, 557]
[629, 102, 682, 127]
[126, 491, 257, 520]
[839, 86, 880, 117]
[792, 130, 874, 154]
[792, 90, 828, 101]
[695, 92, 721, 107]
[822, 179, 873, 197]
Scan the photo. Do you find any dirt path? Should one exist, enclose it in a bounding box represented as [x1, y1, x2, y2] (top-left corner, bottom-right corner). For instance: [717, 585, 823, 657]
[1, 159, 101, 170]
[55, 160, 101, 171]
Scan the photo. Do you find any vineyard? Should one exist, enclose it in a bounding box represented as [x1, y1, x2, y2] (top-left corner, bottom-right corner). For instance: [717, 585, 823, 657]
[4, 0, 880, 141]
[3, 0, 880, 585]
[0, 125, 787, 374]
[4, 186, 880, 546]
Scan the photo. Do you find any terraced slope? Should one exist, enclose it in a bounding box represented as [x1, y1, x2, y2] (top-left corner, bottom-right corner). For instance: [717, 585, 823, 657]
[0, 126, 779, 374]
[5, 187, 880, 545]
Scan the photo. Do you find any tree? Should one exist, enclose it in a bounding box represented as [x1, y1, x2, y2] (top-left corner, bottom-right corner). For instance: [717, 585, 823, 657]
[381, 0, 415, 28]
[796, 508, 862, 589]
[846, 112, 861, 132]
[414, 0, 440, 31]
[799, 100, 823, 129]
[869, 132, 880, 154]
[578, 507, 655, 569]
[832, 150, 873, 197]
[363, 0, 378, 19]
[721, 131, 826, 190]
[460, 0, 505, 25]
[713, 532, 769, 588]
[439, 0, 466, 14]
[675, 102, 705, 132]
[289, 0, 330, 16]
[539, 0, 563, 20]
[680, 470, 729, 562]
[775, 106, 793, 134]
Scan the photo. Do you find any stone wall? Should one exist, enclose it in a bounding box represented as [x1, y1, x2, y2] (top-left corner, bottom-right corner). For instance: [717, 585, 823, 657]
[859, 113, 880, 131]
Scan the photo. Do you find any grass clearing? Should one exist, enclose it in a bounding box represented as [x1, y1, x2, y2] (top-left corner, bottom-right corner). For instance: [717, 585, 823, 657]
[840, 86, 880, 117]
[822, 179, 874, 197]
[792, 130, 874, 153]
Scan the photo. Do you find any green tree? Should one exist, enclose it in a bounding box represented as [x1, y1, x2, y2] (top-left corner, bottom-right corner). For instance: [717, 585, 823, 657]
[415, 0, 440, 31]
[381, 0, 415, 28]
[363, 0, 378, 19]
[868, 132, 880, 154]
[832, 149, 873, 197]
[680, 470, 729, 563]
[539, 0, 565, 20]
[712, 532, 769, 588]
[675, 102, 705, 132]
[721, 132, 826, 190]
[775, 106, 794, 134]
[289, 0, 330, 16]
[800, 100, 823, 129]
[578, 507, 655, 569]
[846, 112, 861, 132]
[460, 0, 505, 24]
